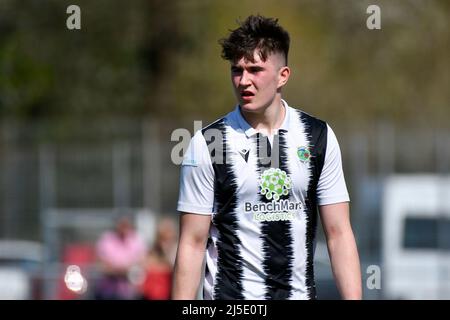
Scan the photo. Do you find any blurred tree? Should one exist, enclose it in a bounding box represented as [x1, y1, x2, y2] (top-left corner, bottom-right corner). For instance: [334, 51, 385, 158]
[0, 0, 447, 134]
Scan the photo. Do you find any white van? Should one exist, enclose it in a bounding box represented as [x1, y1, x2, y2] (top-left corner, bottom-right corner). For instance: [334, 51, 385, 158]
[0, 240, 44, 299]
[382, 175, 450, 299]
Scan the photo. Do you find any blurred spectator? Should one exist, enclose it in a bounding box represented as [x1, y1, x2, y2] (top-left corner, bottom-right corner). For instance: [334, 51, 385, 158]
[140, 217, 178, 300]
[94, 215, 147, 300]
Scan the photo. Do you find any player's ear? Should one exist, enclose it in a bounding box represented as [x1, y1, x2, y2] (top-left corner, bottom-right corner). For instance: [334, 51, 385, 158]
[277, 66, 290, 88]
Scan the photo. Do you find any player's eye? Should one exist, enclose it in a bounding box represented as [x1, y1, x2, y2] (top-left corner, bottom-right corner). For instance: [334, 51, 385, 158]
[231, 66, 243, 74]
[249, 67, 263, 73]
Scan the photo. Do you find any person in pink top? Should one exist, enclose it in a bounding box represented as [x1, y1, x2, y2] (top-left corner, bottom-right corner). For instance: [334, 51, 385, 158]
[94, 215, 147, 300]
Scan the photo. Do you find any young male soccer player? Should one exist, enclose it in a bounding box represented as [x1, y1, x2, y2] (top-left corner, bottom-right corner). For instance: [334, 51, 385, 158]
[173, 15, 362, 300]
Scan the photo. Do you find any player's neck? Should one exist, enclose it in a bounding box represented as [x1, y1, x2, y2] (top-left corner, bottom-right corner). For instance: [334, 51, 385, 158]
[241, 96, 286, 137]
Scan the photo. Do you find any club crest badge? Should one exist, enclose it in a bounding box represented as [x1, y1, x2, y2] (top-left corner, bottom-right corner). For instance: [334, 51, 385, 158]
[297, 146, 311, 162]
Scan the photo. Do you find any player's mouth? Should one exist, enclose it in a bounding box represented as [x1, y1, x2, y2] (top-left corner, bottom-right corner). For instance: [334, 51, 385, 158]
[241, 90, 255, 101]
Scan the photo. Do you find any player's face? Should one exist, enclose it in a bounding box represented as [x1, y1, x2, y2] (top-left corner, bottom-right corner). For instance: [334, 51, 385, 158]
[231, 50, 290, 113]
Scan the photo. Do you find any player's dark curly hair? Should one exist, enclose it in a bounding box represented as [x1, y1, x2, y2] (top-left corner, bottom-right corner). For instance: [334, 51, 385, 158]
[219, 15, 290, 65]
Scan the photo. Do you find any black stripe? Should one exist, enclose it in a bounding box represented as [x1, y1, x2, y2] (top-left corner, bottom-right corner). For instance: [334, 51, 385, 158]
[202, 120, 244, 299]
[297, 110, 328, 300]
[255, 131, 294, 300]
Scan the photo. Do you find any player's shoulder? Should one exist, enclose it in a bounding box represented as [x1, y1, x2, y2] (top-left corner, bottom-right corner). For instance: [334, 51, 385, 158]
[187, 114, 228, 152]
[200, 117, 226, 135]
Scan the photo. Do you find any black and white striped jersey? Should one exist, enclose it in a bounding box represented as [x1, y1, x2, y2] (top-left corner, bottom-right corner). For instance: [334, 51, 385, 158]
[177, 100, 350, 300]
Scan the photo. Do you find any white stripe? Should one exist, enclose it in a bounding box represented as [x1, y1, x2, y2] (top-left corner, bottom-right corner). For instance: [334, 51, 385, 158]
[204, 225, 219, 299]
[225, 126, 268, 299]
[286, 108, 311, 299]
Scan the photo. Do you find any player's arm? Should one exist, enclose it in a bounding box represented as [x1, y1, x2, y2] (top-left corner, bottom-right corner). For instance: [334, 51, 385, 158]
[173, 129, 214, 299]
[172, 212, 211, 300]
[319, 202, 362, 300]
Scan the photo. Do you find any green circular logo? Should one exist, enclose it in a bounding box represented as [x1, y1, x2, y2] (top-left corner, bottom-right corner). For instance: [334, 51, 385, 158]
[297, 146, 311, 162]
[259, 168, 292, 201]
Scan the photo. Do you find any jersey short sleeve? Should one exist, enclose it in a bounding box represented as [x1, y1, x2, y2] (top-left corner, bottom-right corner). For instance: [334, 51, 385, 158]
[177, 130, 215, 215]
[316, 124, 350, 206]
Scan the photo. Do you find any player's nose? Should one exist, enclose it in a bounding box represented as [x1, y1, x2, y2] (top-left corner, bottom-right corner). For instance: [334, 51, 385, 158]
[239, 70, 252, 86]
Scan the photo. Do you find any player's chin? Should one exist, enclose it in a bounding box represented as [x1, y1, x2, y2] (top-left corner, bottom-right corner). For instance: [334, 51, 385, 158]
[239, 101, 259, 112]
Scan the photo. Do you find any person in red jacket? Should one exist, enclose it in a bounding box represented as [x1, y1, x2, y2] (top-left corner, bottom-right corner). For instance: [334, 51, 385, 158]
[140, 217, 177, 300]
